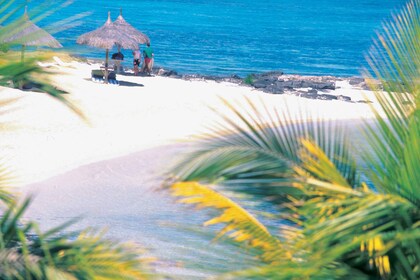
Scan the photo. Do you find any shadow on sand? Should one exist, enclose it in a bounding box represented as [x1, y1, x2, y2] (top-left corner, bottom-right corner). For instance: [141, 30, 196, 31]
[83, 78, 144, 87]
[119, 72, 154, 78]
[118, 80, 144, 87]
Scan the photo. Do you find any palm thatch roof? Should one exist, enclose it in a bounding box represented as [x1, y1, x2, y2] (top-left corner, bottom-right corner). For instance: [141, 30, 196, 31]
[113, 9, 150, 45]
[76, 11, 138, 50]
[1, 7, 62, 48]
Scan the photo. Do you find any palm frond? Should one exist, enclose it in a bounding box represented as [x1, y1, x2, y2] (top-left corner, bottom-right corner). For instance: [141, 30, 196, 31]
[0, 198, 34, 249]
[0, 162, 16, 205]
[0, 248, 44, 279]
[0, 53, 87, 121]
[41, 230, 152, 280]
[365, 0, 419, 97]
[170, 181, 288, 263]
[303, 192, 420, 279]
[170, 97, 359, 202]
[44, 11, 90, 35]
[290, 138, 420, 278]
[296, 139, 354, 188]
[0, 0, 24, 26]
[0, 198, 153, 279]
[363, 0, 420, 204]
[29, 0, 74, 25]
[219, 261, 371, 280]
[0, 1, 87, 121]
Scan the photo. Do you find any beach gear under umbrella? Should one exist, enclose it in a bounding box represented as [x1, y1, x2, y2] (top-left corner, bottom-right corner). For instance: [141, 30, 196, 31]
[77, 11, 138, 83]
[113, 8, 150, 46]
[112, 9, 150, 74]
[1, 6, 62, 61]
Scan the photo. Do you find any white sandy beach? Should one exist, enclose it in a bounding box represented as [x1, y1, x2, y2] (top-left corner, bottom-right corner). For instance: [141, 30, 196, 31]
[0, 59, 381, 186]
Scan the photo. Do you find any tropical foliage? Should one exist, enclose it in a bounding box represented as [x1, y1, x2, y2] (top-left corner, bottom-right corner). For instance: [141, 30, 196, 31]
[0, 198, 152, 280]
[0, 0, 85, 117]
[0, 1, 153, 279]
[168, 1, 420, 279]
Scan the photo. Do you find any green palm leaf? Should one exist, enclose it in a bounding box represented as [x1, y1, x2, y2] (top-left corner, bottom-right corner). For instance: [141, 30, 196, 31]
[363, 0, 420, 204]
[0, 54, 86, 120]
[300, 187, 420, 278]
[271, 138, 420, 279]
[220, 261, 370, 280]
[170, 181, 288, 263]
[0, 198, 154, 279]
[0, 1, 86, 120]
[171, 97, 359, 201]
[0, 0, 24, 26]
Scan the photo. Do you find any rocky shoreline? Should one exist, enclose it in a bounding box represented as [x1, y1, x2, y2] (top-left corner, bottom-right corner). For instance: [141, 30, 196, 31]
[154, 68, 376, 102]
[83, 57, 376, 102]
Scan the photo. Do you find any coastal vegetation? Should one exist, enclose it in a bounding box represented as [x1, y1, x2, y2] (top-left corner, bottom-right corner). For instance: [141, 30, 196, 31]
[168, 0, 419, 279]
[0, 0, 85, 117]
[243, 74, 254, 85]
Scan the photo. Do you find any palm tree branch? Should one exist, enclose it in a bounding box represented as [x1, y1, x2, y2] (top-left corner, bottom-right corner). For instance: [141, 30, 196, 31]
[361, 0, 420, 202]
[170, 181, 288, 263]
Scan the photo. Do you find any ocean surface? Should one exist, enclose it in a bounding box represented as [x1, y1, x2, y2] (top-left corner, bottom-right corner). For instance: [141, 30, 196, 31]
[24, 0, 404, 77]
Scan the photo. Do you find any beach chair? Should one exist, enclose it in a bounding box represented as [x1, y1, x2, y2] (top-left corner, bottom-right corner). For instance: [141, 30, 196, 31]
[91, 70, 119, 85]
[53, 56, 77, 68]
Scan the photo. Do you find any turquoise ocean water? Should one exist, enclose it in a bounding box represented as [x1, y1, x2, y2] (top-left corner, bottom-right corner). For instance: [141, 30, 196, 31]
[30, 0, 405, 77]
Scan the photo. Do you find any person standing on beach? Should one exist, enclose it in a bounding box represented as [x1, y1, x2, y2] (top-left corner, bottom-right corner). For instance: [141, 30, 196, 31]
[142, 43, 154, 75]
[132, 49, 141, 76]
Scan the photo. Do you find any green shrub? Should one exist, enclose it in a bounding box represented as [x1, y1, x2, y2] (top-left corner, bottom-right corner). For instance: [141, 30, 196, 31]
[244, 74, 254, 85]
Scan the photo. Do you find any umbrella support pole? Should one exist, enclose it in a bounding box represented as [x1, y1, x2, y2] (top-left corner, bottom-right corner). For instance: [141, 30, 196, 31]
[105, 49, 109, 84]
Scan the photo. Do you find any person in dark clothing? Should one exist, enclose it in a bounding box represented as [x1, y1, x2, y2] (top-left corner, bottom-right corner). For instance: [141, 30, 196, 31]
[132, 49, 141, 75]
[111, 51, 124, 73]
[111, 52, 124, 60]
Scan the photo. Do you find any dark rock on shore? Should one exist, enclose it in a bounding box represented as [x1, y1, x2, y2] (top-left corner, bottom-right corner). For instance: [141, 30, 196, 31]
[217, 75, 244, 84]
[151, 67, 376, 103]
[157, 68, 180, 78]
[179, 73, 206, 80]
[157, 69, 242, 84]
[348, 76, 384, 90]
[312, 81, 336, 90]
[318, 94, 338, 100]
[337, 95, 352, 102]
[248, 73, 337, 94]
[153, 67, 342, 92]
[349, 77, 365, 85]
[250, 71, 284, 82]
[300, 91, 318, 99]
[252, 81, 269, 89]
[262, 84, 284, 94]
[349, 77, 370, 90]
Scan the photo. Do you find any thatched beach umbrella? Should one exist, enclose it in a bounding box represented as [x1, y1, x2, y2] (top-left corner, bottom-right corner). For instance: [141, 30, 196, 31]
[1, 6, 62, 61]
[113, 8, 150, 46]
[77, 11, 138, 83]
